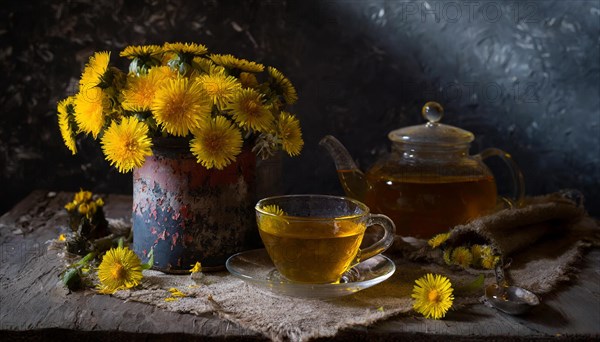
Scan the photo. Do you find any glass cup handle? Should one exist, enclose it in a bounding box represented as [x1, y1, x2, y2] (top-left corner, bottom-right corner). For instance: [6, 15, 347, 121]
[358, 214, 396, 262]
[477, 148, 525, 208]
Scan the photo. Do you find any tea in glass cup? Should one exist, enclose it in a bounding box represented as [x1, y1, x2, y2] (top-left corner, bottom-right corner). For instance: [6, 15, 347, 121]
[255, 195, 395, 284]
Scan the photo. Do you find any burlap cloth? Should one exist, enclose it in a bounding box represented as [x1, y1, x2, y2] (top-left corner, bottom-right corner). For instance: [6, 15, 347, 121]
[110, 191, 599, 342]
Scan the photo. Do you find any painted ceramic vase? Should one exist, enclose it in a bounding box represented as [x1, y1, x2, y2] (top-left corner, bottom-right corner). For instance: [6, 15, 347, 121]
[132, 138, 260, 273]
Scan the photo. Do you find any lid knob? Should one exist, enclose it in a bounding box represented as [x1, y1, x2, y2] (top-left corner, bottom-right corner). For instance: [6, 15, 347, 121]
[422, 101, 444, 124]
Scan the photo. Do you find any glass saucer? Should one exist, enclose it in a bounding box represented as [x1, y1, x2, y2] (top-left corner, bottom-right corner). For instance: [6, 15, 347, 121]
[225, 249, 395, 299]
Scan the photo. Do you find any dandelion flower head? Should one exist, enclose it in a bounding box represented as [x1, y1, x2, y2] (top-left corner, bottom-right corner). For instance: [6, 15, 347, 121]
[481, 254, 500, 270]
[268, 66, 298, 105]
[192, 57, 217, 74]
[151, 77, 212, 136]
[57, 96, 78, 155]
[209, 54, 265, 73]
[101, 116, 153, 173]
[277, 112, 304, 156]
[227, 88, 274, 132]
[258, 204, 288, 233]
[412, 273, 454, 319]
[163, 42, 208, 57]
[428, 232, 450, 248]
[261, 204, 286, 216]
[196, 73, 241, 110]
[189, 262, 202, 273]
[74, 86, 109, 139]
[80, 51, 111, 90]
[97, 246, 143, 294]
[122, 67, 175, 112]
[120, 45, 163, 59]
[451, 246, 473, 268]
[189, 116, 242, 170]
[239, 72, 259, 88]
[443, 248, 453, 265]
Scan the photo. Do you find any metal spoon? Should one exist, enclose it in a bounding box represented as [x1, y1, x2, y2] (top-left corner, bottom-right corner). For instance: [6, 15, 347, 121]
[484, 260, 540, 315]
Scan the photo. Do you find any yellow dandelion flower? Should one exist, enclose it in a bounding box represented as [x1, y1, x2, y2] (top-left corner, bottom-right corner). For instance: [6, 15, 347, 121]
[451, 247, 473, 268]
[471, 244, 487, 266]
[192, 57, 225, 75]
[97, 246, 143, 294]
[168, 287, 187, 297]
[258, 205, 288, 233]
[268, 66, 298, 105]
[74, 190, 93, 203]
[209, 54, 265, 73]
[122, 75, 155, 112]
[163, 42, 208, 56]
[189, 116, 242, 170]
[262, 204, 285, 216]
[428, 232, 450, 248]
[58, 234, 66, 242]
[120, 45, 162, 59]
[227, 88, 274, 132]
[100, 116, 153, 173]
[239, 72, 259, 88]
[57, 96, 78, 155]
[95, 198, 104, 207]
[73, 87, 109, 139]
[64, 202, 77, 211]
[443, 248, 453, 265]
[481, 255, 500, 270]
[150, 65, 180, 80]
[277, 112, 304, 156]
[151, 77, 212, 136]
[122, 67, 175, 112]
[79, 51, 111, 90]
[78, 203, 90, 215]
[210, 65, 226, 75]
[189, 261, 202, 273]
[192, 57, 216, 74]
[196, 73, 241, 110]
[412, 273, 454, 319]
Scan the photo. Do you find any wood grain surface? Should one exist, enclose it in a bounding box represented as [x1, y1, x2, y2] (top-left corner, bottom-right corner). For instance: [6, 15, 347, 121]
[1, 191, 598, 341]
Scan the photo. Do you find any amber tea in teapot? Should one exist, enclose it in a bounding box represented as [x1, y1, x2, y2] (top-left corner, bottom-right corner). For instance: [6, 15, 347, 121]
[323, 102, 524, 239]
[365, 174, 497, 238]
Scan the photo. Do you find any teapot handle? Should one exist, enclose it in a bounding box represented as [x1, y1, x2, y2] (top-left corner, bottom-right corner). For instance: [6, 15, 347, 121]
[477, 148, 525, 208]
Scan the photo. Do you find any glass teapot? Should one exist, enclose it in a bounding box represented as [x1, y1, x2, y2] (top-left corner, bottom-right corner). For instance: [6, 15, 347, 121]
[320, 102, 524, 239]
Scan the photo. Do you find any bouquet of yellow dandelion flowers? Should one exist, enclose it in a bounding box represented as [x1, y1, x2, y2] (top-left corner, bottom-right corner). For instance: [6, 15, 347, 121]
[57, 42, 304, 173]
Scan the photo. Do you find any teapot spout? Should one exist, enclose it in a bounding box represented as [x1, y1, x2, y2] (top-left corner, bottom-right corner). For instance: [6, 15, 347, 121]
[319, 135, 368, 201]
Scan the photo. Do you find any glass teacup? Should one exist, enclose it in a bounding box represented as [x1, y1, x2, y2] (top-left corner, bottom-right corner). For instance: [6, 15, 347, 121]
[255, 194, 396, 284]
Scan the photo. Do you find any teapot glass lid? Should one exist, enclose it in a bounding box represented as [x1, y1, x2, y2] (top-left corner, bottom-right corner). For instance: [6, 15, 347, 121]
[388, 102, 474, 146]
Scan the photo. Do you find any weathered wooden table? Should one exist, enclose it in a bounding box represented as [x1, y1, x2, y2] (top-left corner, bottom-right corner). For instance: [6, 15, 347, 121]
[1, 191, 599, 341]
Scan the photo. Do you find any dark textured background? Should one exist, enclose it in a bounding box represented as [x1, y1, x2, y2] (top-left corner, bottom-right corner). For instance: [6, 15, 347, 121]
[1, 0, 599, 215]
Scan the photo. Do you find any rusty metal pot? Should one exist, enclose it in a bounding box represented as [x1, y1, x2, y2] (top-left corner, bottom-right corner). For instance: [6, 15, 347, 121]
[132, 138, 261, 273]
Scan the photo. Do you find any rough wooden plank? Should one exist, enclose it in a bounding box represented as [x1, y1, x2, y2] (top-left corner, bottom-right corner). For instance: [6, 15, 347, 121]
[0, 191, 599, 340]
[363, 249, 600, 340]
[0, 191, 263, 339]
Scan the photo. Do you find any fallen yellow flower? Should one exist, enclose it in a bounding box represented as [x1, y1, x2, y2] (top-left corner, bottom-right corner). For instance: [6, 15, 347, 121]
[164, 287, 187, 302]
[189, 262, 202, 273]
[168, 287, 187, 297]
